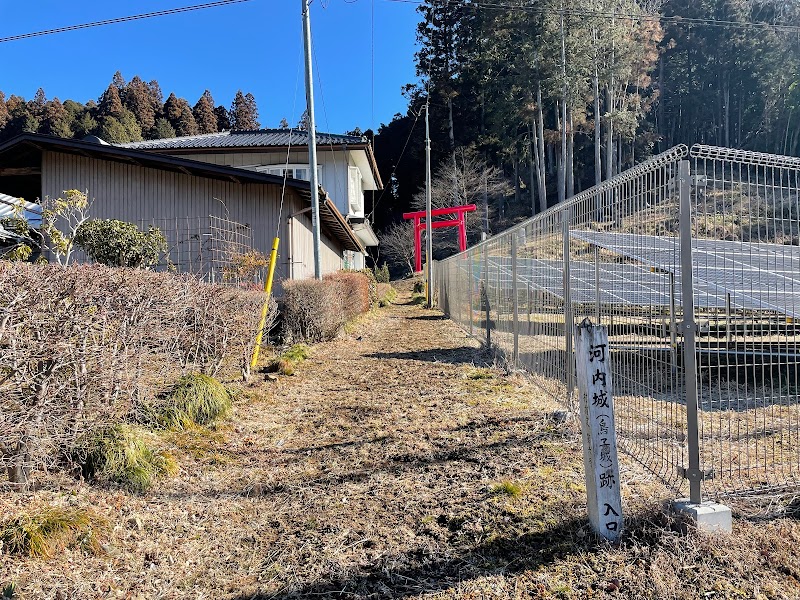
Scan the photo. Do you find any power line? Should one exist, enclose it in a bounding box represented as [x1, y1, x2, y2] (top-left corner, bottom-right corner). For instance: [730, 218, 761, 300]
[367, 106, 422, 221]
[380, 0, 800, 34]
[0, 0, 258, 44]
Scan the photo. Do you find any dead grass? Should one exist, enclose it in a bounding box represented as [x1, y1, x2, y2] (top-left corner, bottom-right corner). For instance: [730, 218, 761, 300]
[5, 291, 800, 598]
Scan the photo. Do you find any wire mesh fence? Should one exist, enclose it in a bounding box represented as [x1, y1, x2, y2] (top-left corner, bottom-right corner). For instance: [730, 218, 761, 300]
[435, 143, 800, 502]
[140, 215, 261, 287]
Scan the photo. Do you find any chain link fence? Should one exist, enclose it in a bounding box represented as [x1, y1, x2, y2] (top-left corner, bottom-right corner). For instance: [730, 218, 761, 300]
[436, 143, 800, 503]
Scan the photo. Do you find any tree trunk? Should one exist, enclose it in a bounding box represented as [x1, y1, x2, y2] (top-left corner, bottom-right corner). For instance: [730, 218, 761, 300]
[606, 82, 614, 181]
[557, 102, 566, 204]
[529, 122, 538, 216]
[559, 9, 567, 204]
[658, 54, 665, 150]
[567, 108, 574, 199]
[536, 83, 547, 212]
[7, 438, 31, 486]
[513, 151, 521, 206]
[594, 69, 602, 188]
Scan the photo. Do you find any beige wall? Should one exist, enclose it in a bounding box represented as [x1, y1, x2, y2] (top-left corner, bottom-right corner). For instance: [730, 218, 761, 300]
[172, 150, 358, 218]
[42, 151, 346, 290]
[288, 211, 343, 280]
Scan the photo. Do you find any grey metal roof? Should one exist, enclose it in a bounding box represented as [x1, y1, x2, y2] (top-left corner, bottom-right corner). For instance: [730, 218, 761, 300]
[0, 134, 365, 254]
[121, 129, 367, 151]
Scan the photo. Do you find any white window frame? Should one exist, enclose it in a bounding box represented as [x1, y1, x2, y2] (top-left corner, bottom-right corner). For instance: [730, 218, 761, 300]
[242, 163, 323, 182]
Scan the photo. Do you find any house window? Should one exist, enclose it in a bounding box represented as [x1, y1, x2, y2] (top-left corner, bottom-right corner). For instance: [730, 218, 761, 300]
[247, 164, 322, 182]
[348, 166, 363, 215]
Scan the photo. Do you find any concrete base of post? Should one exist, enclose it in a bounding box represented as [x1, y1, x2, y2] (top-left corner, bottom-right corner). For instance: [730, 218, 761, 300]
[671, 499, 732, 534]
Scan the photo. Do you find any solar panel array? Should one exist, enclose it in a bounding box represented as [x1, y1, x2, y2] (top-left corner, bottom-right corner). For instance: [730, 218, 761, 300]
[571, 231, 800, 318]
[482, 257, 676, 307]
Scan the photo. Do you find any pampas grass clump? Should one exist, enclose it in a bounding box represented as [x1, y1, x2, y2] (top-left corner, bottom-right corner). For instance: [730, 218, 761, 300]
[0, 507, 107, 557]
[155, 373, 232, 429]
[74, 423, 176, 492]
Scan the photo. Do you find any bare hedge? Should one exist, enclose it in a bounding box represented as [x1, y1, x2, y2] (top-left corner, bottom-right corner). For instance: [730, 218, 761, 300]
[0, 262, 275, 486]
[282, 271, 372, 343]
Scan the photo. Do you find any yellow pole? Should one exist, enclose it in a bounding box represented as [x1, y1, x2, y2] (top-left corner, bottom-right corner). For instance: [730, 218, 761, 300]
[250, 237, 280, 370]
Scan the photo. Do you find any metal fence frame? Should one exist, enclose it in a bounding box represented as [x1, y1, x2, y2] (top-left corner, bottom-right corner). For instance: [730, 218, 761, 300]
[435, 143, 800, 502]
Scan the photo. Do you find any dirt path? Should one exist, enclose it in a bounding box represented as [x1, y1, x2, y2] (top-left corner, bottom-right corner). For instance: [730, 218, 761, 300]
[7, 291, 800, 599]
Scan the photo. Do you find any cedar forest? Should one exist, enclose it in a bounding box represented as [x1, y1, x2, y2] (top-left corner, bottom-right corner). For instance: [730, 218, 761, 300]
[0, 0, 798, 269]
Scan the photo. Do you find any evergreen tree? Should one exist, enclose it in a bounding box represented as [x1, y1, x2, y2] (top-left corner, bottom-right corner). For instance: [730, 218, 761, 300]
[175, 98, 199, 136]
[41, 98, 72, 138]
[122, 76, 156, 135]
[163, 92, 182, 128]
[153, 117, 176, 139]
[98, 84, 124, 119]
[98, 116, 129, 143]
[229, 90, 260, 130]
[0, 92, 9, 130]
[111, 70, 125, 90]
[279, 117, 289, 129]
[28, 88, 47, 120]
[5, 95, 39, 136]
[72, 112, 98, 138]
[193, 90, 218, 134]
[214, 105, 231, 130]
[119, 107, 143, 142]
[297, 109, 310, 131]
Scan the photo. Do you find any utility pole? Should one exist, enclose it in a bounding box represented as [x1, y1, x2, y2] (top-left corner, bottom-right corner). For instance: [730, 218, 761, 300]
[302, 0, 322, 279]
[425, 97, 433, 308]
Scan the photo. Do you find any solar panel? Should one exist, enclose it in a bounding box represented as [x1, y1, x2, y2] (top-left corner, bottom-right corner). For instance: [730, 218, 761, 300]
[571, 230, 800, 318]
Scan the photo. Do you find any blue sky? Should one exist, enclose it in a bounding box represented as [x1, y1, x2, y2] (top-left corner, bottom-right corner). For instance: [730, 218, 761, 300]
[0, 0, 421, 133]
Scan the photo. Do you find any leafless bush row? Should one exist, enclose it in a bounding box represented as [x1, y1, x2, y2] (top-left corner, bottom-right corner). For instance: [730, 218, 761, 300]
[282, 272, 372, 343]
[0, 262, 275, 486]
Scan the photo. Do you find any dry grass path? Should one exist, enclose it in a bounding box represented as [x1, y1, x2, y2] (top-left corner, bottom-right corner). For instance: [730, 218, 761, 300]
[5, 290, 800, 599]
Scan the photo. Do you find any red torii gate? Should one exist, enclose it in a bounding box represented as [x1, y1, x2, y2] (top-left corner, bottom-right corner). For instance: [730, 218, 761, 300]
[402, 204, 477, 273]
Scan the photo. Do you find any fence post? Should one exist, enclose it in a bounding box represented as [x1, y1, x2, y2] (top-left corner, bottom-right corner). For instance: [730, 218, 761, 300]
[594, 245, 601, 323]
[512, 233, 520, 365]
[469, 255, 475, 336]
[563, 210, 574, 396]
[484, 242, 491, 349]
[673, 159, 731, 531]
[678, 159, 703, 504]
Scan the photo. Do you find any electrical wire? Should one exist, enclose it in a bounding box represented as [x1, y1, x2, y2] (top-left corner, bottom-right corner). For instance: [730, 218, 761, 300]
[310, 42, 342, 204]
[367, 106, 422, 220]
[276, 38, 307, 241]
[0, 0, 259, 44]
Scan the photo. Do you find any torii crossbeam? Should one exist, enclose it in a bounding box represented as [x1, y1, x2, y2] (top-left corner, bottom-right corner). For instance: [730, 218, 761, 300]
[402, 204, 477, 273]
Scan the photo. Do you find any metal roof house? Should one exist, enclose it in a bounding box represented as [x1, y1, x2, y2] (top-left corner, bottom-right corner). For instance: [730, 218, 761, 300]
[123, 129, 383, 269]
[0, 133, 364, 286]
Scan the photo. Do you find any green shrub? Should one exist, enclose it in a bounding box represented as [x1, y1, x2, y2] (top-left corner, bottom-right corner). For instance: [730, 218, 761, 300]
[358, 268, 379, 305]
[489, 481, 523, 499]
[377, 283, 397, 307]
[74, 218, 166, 268]
[373, 263, 390, 283]
[0, 506, 107, 558]
[153, 373, 232, 429]
[268, 344, 310, 376]
[413, 280, 424, 294]
[73, 424, 177, 492]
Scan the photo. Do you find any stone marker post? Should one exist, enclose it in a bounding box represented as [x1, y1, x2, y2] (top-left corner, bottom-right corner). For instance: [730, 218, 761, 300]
[575, 319, 623, 541]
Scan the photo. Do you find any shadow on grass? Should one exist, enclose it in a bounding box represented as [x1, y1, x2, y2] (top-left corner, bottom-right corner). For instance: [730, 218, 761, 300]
[236, 516, 590, 599]
[366, 347, 490, 366]
[406, 314, 448, 321]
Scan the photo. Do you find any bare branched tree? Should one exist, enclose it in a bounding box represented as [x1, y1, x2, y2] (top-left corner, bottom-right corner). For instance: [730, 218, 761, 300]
[380, 221, 416, 276]
[411, 147, 513, 255]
